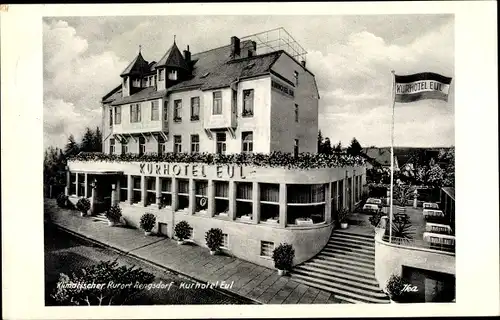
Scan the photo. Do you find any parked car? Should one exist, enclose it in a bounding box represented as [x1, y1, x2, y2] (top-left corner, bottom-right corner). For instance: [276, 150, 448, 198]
[363, 203, 380, 214]
[366, 198, 383, 206]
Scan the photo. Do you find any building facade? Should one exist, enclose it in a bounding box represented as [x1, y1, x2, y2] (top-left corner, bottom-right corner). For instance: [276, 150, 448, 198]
[66, 31, 367, 268]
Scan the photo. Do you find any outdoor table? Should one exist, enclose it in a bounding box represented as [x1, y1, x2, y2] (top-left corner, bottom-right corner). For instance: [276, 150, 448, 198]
[423, 202, 440, 210]
[423, 209, 444, 218]
[295, 218, 313, 225]
[425, 222, 453, 234]
[423, 232, 455, 246]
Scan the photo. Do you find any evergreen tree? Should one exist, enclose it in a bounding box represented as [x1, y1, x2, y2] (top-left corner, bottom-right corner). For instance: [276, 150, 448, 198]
[323, 137, 332, 155]
[80, 127, 94, 152]
[347, 137, 363, 156]
[317, 130, 324, 153]
[93, 127, 103, 152]
[64, 134, 80, 157]
[333, 141, 342, 153]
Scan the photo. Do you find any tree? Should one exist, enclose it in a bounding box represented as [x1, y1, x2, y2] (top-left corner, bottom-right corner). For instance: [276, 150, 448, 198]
[93, 127, 103, 152]
[347, 137, 363, 156]
[64, 134, 80, 157]
[323, 137, 332, 154]
[333, 141, 342, 153]
[317, 130, 324, 153]
[51, 260, 155, 306]
[80, 127, 94, 152]
[393, 182, 415, 206]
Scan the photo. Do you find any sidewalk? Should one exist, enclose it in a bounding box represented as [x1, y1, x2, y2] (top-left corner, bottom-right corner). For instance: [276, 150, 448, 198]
[44, 199, 341, 304]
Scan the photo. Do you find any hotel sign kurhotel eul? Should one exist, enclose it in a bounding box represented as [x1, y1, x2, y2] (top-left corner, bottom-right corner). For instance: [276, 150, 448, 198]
[139, 163, 247, 180]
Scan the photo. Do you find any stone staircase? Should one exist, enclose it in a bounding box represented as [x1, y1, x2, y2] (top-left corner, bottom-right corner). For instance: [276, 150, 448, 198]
[290, 230, 389, 304]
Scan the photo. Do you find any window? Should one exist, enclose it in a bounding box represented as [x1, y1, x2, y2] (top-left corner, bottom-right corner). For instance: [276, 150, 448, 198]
[294, 70, 299, 85]
[163, 101, 168, 121]
[151, 101, 159, 121]
[130, 104, 141, 123]
[242, 131, 253, 154]
[287, 184, 327, 225]
[132, 176, 141, 204]
[260, 183, 279, 203]
[260, 241, 275, 257]
[159, 69, 165, 81]
[109, 108, 113, 126]
[173, 99, 182, 121]
[119, 175, 128, 202]
[139, 136, 146, 156]
[190, 134, 200, 154]
[236, 182, 253, 220]
[109, 138, 115, 154]
[168, 70, 178, 81]
[221, 234, 229, 249]
[195, 180, 208, 212]
[160, 178, 172, 208]
[158, 136, 166, 155]
[115, 106, 121, 124]
[214, 181, 229, 216]
[190, 97, 200, 121]
[294, 139, 299, 157]
[121, 141, 128, 154]
[174, 135, 182, 153]
[146, 177, 156, 206]
[242, 89, 254, 116]
[213, 91, 222, 115]
[69, 173, 76, 195]
[177, 179, 189, 211]
[294, 104, 299, 123]
[216, 132, 226, 155]
[77, 173, 85, 197]
[123, 77, 128, 88]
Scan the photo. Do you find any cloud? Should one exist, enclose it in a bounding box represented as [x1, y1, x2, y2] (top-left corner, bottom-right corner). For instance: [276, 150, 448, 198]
[310, 19, 454, 147]
[43, 19, 128, 149]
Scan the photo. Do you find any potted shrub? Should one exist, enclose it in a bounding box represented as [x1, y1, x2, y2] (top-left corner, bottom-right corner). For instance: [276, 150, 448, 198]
[205, 228, 223, 255]
[369, 212, 385, 228]
[140, 213, 156, 236]
[337, 208, 350, 229]
[272, 243, 295, 276]
[105, 204, 122, 227]
[76, 198, 91, 217]
[56, 193, 68, 208]
[174, 220, 191, 245]
[385, 274, 410, 303]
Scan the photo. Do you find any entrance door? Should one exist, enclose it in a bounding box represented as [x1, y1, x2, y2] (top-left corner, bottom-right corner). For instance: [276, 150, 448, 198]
[94, 175, 114, 213]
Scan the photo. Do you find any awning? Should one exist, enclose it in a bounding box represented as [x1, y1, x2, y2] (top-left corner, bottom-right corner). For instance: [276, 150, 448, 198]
[71, 170, 123, 175]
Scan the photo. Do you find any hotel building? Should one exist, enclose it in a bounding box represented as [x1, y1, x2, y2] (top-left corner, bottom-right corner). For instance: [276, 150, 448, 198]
[66, 29, 367, 270]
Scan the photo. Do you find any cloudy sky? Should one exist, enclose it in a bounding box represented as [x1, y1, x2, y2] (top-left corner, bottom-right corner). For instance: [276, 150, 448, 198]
[43, 14, 454, 150]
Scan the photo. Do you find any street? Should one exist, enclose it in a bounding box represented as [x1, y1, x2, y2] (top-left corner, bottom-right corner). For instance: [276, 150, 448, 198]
[44, 223, 253, 305]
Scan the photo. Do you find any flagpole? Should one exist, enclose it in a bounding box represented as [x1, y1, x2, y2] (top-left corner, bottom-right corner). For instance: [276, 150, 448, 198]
[389, 70, 396, 243]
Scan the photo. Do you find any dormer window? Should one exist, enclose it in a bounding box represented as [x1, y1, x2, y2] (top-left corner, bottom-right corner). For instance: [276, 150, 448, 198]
[159, 69, 165, 81]
[168, 70, 178, 81]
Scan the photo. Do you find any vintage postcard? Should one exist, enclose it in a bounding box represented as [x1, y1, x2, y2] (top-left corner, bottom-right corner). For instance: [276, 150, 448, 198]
[1, 2, 499, 319]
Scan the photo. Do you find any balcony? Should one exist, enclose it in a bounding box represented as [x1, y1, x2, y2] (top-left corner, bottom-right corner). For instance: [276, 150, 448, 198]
[203, 90, 237, 138]
[112, 120, 167, 136]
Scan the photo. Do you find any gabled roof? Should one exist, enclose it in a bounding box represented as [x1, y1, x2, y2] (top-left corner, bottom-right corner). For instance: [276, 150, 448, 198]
[120, 51, 150, 77]
[110, 87, 166, 106]
[362, 147, 398, 167]
[156, 42, 189, 70]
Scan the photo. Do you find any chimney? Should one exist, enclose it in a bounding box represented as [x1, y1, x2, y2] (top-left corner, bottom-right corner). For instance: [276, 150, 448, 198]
[183, 45, 191, 70]
[231, 36, 240, 58]
[301, 60, 306, 68]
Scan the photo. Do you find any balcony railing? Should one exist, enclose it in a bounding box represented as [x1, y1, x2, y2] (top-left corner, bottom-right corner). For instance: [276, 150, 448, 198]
[381, 234, 455, 254]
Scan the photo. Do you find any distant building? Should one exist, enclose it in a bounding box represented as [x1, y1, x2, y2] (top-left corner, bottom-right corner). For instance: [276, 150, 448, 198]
[361, 147, 399, 170]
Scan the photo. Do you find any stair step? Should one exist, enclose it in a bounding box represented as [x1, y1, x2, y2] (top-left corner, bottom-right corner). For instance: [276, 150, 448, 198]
[329, 236, 375, 247]
[321, 244, 375, 258]
[292, 268, 382, 293]
[305, 261, 376, 279]
[332, 231, 374, 242]
[326, 242, 375, 253]
[294, 264, 378, 286]
[315, 255, 375, 270]
[310, 258, 375, 275]
[291, 274, 389, 304]
[321, 248, 375, 261]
